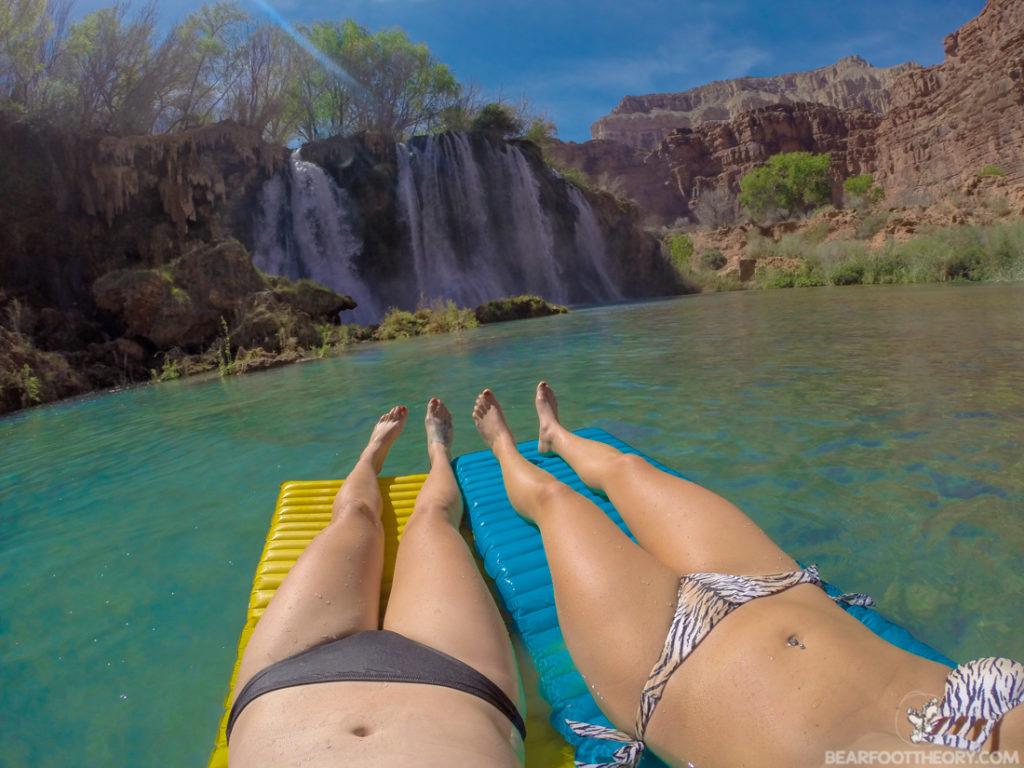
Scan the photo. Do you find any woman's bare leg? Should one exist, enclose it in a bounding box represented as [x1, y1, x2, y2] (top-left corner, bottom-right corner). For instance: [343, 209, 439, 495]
[383, 399, 522, 714]
[535, 381, 794, 576]
[473, 390, 679, 733]
[233, 405, 408, 698]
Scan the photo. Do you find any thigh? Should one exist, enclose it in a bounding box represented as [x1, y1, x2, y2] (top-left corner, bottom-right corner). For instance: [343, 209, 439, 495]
[234, 511, 384, 699]
[532, 482, 681, 734]
[382, 508, 522, 707]
[607, 453, 796, 576]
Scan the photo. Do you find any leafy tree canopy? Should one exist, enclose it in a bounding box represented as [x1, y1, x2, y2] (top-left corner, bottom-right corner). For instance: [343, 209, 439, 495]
[739, 152, 832, 221]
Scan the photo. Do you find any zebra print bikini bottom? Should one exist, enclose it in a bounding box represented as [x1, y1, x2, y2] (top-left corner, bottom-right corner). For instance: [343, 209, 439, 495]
[566, 564, 889, 768]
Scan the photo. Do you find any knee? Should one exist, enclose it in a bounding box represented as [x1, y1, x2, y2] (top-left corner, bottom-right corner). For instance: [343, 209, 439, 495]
[406, 501, 458, 531]
[331, 498, 381, 529]
[533, 479, 577, 509]
[612, 452, 649, 478]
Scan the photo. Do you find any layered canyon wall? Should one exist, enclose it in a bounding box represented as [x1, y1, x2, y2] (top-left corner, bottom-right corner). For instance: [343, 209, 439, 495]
[592, 56, 915, 151]
[558, 0, 1024, 226]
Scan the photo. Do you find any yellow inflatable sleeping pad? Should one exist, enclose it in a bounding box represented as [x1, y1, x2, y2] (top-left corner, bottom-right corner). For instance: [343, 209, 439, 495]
[208, 476, 574, 768]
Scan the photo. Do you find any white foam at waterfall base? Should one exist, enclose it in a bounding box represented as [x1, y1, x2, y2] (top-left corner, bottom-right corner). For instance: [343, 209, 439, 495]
[253, 149, 380, 324]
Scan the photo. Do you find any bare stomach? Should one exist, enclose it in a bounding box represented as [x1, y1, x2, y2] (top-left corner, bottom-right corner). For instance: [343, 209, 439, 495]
[645, 584, 955, 768]
[229, 681, 524, 768]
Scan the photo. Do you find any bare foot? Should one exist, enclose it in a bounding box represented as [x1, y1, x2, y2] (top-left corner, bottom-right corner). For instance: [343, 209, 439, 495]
[535, 381, 564, 454]
[472, 389, 515, 452]
[362, 405, 408, 473]
[425, 397, 453, 460]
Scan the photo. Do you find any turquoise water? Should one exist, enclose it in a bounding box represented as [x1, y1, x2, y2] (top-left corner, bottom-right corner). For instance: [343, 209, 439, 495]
[2, 283, 1023, 767]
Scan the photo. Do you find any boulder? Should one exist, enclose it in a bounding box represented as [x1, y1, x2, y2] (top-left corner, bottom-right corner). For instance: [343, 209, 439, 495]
[92, 238, 351, 352]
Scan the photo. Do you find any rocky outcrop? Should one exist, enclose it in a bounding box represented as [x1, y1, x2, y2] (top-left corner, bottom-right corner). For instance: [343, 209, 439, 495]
[871, 0, 1024, 197]
[92, 239, 354, 350]
[593, 56, 915, 150]
[551, 103, 880, 226]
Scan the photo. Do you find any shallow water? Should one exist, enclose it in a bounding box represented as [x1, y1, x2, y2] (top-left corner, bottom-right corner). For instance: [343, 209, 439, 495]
[2, 283, 1023, 767]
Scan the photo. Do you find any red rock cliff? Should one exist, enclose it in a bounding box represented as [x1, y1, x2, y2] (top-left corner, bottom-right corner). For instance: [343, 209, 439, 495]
[557, 0, 1024, 225]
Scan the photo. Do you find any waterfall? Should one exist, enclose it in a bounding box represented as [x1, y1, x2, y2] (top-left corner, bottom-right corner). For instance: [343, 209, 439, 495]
[567, 185, 624, 301]
[397, 134, 564, 307]
[253, 134, 623, 324]
[253, 149, 380, 324]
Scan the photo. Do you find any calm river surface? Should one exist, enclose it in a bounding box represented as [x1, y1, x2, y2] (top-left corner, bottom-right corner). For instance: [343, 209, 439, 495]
[2, 284, 1023, 766]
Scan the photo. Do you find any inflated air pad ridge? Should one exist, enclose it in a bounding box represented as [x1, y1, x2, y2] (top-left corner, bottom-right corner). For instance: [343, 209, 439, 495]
[208, 475, 575, 768]
[454, 427, 956, 768]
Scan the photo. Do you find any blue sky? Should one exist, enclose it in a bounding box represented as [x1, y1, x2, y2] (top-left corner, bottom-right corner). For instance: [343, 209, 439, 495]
[75, 0, 985, 141]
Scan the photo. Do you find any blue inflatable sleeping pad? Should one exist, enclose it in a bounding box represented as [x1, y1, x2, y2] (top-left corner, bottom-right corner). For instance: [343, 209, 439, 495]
[453, 427, 955, 767]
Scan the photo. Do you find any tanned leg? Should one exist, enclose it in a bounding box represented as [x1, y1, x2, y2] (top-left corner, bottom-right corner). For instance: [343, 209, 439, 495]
[473, 389, 679, 734]
[535, 381, 794, 575]
[383, 398, 522, 716]
[233, 405, 408, 699]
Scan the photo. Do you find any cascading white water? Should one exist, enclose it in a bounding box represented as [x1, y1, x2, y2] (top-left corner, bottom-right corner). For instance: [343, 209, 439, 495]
[254, 134, 623, 323]
[567, 185, 623, 301]
[397, 134, 570, 308]
[253, 149, 380, 324]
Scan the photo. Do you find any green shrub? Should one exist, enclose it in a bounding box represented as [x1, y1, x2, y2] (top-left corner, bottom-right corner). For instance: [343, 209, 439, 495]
[855, 210, 890, 240]
[20, 364, 41, 403]
[523, 118, 557, 147]
[739, 152, 832, 221]
[978, 164, 1006, 178]
[828, 261, 866, 285]
[665, 233, 694, 273]
[754, 261, 825, 289]
[422, 300, 478, 334]
[554, 164, 592, 192]
[843, 174, 884, 207]
[374, 301, 478, 340]
[472, 103, 523, 137]
[802, 219, 832, 244]
[157, 358, 181, 381]
[375, 309, 425, 340]
[474, 295, 567, 324]
[699, 249, 726, 271]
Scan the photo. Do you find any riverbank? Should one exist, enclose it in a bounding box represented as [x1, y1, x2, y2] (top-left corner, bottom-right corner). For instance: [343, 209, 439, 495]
[668, 183, 1024, 292]
[0, 293, 567, 416]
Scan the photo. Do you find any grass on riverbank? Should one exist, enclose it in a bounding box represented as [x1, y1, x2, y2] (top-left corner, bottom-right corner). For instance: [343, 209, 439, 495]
[674, 219, 1024, 292]
[751, 220, 1024, 288]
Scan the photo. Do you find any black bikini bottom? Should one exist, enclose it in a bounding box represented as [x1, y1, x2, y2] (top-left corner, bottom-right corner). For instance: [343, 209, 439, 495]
[227, 629, 526, 741]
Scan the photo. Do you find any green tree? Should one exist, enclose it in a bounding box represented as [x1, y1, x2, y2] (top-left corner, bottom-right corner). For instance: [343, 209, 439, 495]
[0, 0, 45, 107]
[165, 2, 249, 131]
[56, 1, 180, 133]
[739, 152, 832, 221]
[298, 20, 460, 140]
[843, 173, 883, 207]
[471, 102, 523, 137]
